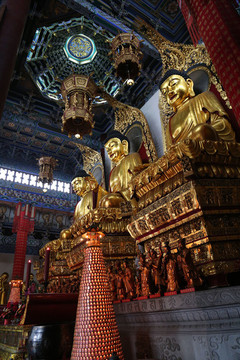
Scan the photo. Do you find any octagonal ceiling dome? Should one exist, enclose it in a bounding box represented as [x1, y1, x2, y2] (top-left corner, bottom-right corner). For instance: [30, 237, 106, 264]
[64, 34, 97, 65]
[25, 17, 121, 102]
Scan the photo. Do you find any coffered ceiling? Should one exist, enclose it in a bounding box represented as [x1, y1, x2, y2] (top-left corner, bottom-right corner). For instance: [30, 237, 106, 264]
[0, 0, 191, 252]
[1, 0, 190, 181]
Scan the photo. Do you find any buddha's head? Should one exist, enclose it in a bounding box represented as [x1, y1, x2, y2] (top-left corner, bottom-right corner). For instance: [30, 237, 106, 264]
[71, 170, 98, 197]
[160, 70, 195, 111]
[104, 130, 130, 164]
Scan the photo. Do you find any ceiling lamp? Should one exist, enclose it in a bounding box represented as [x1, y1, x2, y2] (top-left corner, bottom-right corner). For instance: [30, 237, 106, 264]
[38, 157, 57, 185]
[61, 74, 98, 138]
[110, 32, 143, 84]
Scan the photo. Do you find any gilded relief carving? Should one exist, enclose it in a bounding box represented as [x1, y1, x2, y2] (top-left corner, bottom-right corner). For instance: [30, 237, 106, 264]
[100, 89, 158, 162]
[74, 143, 105, 187]
[128, 181, 201, 241]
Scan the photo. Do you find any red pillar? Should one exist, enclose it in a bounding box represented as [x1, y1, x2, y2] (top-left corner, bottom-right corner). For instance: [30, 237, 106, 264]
[0, 0, 31, 119]
[9, 203, 35, 303]
[184, 0, 240, 127]
[12, 230, 29, 281]
[177, 0, 201, 46]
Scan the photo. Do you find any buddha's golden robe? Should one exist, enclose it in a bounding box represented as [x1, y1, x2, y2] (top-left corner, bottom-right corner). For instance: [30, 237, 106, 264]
[166, 91, 235, 148]
[74, 185, 107, 219]
[109, 152, 142, 202]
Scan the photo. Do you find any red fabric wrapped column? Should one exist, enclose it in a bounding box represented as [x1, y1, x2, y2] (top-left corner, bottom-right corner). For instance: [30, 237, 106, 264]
[184, 0, 240, 128]
[177, 0, 201, 46]
[12, 205, 31, 280]
[9, 203, 35, 304]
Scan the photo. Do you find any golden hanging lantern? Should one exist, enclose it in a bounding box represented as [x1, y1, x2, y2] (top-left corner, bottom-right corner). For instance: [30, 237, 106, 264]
[38, 156, 57, 185]
[110, 32, 143, 85]
[61, 74, 98, 138]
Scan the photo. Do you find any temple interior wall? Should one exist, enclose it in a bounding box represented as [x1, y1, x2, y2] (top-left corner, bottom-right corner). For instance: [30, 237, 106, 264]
[115, 286, 240, 360]
[0, 253, 38, 281]
[140, 90, 164, 158]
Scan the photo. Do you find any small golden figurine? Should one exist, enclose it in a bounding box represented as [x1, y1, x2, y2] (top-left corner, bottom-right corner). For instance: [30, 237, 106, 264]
[28, 273, 37, 293]
[135, 276, 141, 298]
[145, 244, 152, 265]
[139, 254, 151, 297]
[107, 266, 117, 301]
[158, 245, 166, 291]
[161, 242, 179, 293]
[166, 258, 179, 292]
[99, 130, 142, 209]
[115, 261, 125, 301]
[149, 248, 161, 294]
[177, 238, 203, 288]
[122, 260, 135, 299]
[160, 70, 235, 148]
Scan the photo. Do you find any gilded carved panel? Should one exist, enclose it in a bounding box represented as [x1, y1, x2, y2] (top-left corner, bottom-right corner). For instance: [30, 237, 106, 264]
[66, 235, 136, 270]
[128, 181, 201, 241]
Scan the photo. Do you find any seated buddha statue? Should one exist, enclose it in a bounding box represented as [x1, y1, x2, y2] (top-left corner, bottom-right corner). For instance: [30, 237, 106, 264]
[71, 170, 107, 219]
[160, 69, 235, 148]
[99, 130, 142, 209]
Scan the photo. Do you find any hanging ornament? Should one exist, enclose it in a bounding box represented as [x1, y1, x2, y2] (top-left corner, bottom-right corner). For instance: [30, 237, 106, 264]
[110, 32, 143, 85]
[38, 156, 57, 185]
[61, 74, 98, 138]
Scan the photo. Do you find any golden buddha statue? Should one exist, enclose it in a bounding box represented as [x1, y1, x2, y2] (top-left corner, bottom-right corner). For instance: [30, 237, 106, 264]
[71, 170, 107, 219]
[160, 70, 235, 148]
[99, 130, 142, 209]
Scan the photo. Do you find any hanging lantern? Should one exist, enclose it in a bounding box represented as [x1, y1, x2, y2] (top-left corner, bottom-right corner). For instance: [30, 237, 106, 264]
[38, 156, 57, 185]
[110, 32, 143, 85]
[61, 74, 98, 138]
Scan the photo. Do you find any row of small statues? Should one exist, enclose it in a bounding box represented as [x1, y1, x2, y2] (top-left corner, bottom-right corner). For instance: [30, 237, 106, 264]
[46, 275, 80, 294]
[0, 273, 38, 305]
[107, 238, 203, 300]
[21, 275, 80, 296]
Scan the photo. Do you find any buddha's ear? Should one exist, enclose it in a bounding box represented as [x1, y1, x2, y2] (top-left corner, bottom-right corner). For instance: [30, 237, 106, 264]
[122, 139, 129, 155]
[186, 78, 195, 97]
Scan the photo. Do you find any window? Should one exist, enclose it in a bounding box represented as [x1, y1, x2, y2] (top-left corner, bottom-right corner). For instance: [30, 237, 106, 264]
[0, 166, 71, 194]
[15, 171, 23, 183]
[22, 173, 30, 185]
[58, 181, 64, 192]
[0, 168, 7, 180]
[6, 170, 14, 182]
[50, 180, 57, 191]
[63, 183, 70, 193]
[30, 175, 37, 187]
